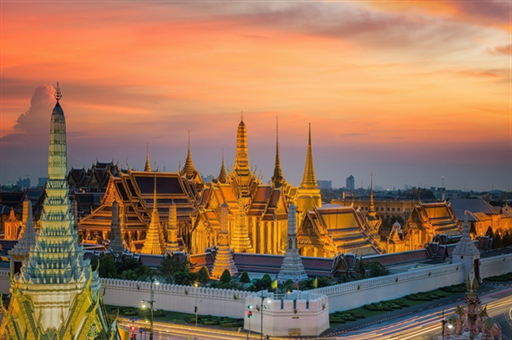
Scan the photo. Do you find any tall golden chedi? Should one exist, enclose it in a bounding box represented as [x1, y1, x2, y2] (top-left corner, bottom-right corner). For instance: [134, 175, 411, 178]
[141, 176, 167, 255]
[0, 84, 117, 339]
[296, 123, 321, 217]
[230, 113, 259, 206]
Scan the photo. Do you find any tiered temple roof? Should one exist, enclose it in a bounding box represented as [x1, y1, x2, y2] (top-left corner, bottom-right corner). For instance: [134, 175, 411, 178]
[78, 170, 202, 246]
[298, 205, 381, 257]
[407, 202, 461, 236]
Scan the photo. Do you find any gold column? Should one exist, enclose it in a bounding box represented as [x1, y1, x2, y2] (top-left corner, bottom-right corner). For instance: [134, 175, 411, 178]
[266, 223, 271, 254]
[272, 222, 277, 254]
[260, 221, 265, 254]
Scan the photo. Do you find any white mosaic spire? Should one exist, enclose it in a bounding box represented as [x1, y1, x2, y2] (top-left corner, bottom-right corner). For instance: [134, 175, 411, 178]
[110, 200, 125, 255]
[17, 84, 99, 331]
[453, 210, 480, 256]
[278, 204, 308, 282]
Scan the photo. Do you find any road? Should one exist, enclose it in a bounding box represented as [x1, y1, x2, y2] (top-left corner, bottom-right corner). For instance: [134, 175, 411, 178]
[325, 286, 512, 340]
[121, 285, 512, 340]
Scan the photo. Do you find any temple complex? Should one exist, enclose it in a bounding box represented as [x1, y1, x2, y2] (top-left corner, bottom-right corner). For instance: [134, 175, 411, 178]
[0, 84, 117, 339]
[75, 114, 464, 260]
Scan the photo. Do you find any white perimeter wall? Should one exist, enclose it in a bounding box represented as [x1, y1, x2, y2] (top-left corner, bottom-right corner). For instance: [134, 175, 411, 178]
[0, 253, 509, 317]
[318, 263, 464, 312]
[101, 279, 248, 318]
[479, 254, 512, 280]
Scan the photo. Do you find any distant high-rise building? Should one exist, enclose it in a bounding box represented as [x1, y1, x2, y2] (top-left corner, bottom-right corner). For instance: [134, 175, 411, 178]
[346, 175, 355, 191]
[317, 180, 332, 190]
[16, 177, 30, 188]
[37, 177, 49, 187]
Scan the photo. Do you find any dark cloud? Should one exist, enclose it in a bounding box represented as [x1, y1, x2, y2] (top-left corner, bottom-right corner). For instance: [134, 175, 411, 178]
[13, 84, 54, 134]
[449, 0, 509, 25]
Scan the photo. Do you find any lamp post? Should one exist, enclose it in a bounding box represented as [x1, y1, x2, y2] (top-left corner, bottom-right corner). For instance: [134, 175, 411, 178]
[141, 279, 159, 340]
[441, 310, 446, 340]
[194, 282, 199, 327]
[260, 292, 271, 340]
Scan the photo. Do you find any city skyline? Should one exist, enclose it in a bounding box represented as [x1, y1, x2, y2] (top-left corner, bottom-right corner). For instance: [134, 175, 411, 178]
[0, 1, 510, 191]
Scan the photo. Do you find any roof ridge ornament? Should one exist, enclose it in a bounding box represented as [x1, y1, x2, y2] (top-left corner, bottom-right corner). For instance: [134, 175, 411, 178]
[54, 82, 62, 102]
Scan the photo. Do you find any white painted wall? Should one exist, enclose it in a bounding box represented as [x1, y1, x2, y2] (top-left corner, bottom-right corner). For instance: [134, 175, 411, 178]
[318, 263, 465, 312]
[101, 278, 248, 318]
[244, 291, 329, 337]
[479, 254, 512, 280]
[0, 253, 509, 319]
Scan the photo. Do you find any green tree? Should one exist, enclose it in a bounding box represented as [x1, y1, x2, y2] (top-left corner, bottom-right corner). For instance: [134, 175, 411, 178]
[197, 266, 210, 286]
[485, 226, 494, 238]
[158, 253, 196, 285]
[365, 261, 388, 277]
[98, 254, 116, 278]
[219, 269, 232, 285]
[239, 271, 251, 284]
[260, 273, 272, 290]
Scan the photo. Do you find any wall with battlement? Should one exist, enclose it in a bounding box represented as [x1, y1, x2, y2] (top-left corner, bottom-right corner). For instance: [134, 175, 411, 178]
[479, 254, 512, 279]
[244, 291, 329, 336]
[101, 278, 248, 318]
[318, 263, 464, 312]
[0, 253, 509, 319]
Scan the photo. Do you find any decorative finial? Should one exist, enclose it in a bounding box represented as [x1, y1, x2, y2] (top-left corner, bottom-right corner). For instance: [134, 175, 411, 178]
[54, 82, 62, 102]
[241, 111, 243, 121]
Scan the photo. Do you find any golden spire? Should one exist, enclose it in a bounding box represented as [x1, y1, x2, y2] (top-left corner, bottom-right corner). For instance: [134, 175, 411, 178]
[271, 116, 285, 188]
[300, 123, 317, 190]
[234, 113, 250, 172]
[368, 173, 377, 217]
[141, 175, 166, 255]
[144, 143, 151, 172]
[218, 149, 228, 184]
[182, 131, 196, 178]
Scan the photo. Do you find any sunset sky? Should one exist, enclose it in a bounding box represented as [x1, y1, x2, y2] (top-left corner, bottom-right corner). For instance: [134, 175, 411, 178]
[0, 1, 510, 191]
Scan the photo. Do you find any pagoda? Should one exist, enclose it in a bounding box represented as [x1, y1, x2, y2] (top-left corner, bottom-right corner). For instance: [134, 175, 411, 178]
[296, 124, 321, 218]
[166, 201, 180, 253]
[0, 83, 117, 339]
[211, 203, 238, 278]
[141, 176, 166, 255]
[109, 200, 125, 255]
[9, 200, 37, 274]
[278, 204, 308, 282]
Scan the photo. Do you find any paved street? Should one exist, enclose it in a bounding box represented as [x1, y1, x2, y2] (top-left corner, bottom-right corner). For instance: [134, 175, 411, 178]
[121, 283, 512, 340]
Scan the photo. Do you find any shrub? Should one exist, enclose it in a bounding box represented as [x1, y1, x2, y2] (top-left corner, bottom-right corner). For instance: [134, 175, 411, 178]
[239, 271, 251, 283]
[197, 266, 210, 286]
[219, 270, 232, 285]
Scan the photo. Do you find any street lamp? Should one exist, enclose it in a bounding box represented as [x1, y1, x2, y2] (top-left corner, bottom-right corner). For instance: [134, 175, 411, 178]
[194, 282, 199, 327]
[141, 279, 159, 340]
[259, 293, 271, 340]
[441, 309, 447, 340]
